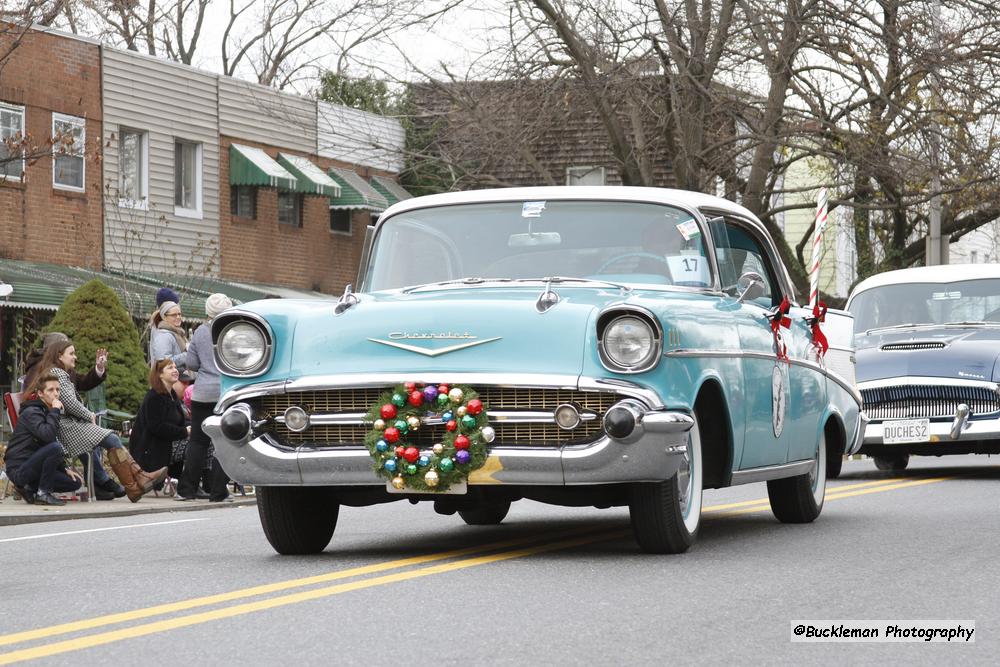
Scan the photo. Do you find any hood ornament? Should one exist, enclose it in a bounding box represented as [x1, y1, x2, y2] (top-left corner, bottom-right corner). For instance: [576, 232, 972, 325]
[335, 284, 359, 315]
[368, 334, 502, 357]
[536, 278, 560, 313]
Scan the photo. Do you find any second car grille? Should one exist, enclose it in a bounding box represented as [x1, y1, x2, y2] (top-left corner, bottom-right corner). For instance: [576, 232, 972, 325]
[250, 386, 623, 447]
[861, 384, 1000, 420]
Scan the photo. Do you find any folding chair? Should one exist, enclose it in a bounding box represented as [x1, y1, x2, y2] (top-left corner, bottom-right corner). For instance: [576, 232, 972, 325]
[1, 392, 22, 500]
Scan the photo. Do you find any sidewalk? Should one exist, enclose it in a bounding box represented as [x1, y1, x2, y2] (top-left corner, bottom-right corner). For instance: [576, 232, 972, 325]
[0, 493, 257, 526]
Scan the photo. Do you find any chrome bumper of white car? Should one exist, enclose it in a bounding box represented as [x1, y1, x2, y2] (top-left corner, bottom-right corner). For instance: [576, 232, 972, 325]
[862, 414, 1000, 446]
[202, 405, 693, 488]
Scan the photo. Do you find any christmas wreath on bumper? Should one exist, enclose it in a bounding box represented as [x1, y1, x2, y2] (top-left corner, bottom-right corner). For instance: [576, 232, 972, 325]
[364, 382, 495, 492]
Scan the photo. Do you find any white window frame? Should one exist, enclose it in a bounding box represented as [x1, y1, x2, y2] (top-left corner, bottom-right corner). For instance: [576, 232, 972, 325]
[1, 102, 26, 182]
[566, 165, 606, 186]
[174, 139, 203, 219]
[52, 113, 86, 192]
[117, 127, 149, 210]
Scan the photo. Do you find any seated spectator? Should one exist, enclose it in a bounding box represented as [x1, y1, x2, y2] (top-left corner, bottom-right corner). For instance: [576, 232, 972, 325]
[130, 359, 191, 486]
[23, 340, 167, 503]
[21, 332, 108, 394]
[4, 373, 84, 505]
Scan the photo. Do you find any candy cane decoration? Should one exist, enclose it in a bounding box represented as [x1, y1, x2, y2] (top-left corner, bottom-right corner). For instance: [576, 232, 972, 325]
[808, 187, 829, 308]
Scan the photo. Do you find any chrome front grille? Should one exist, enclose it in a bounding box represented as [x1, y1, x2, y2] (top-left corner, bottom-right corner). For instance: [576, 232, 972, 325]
[249, 386, 623, 447]
[861, 384, 1000, 420]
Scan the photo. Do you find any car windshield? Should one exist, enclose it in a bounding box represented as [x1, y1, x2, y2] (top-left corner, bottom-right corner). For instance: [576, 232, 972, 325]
[363, 200, 710, 292]
[849, 278, 1000, 332]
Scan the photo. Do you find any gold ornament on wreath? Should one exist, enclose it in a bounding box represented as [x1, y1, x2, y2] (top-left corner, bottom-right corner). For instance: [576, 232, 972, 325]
[364, 381, 492, 492]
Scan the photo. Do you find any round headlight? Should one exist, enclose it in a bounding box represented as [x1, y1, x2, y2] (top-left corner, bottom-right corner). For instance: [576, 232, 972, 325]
[218, 321, 267, 373]
[604, 316, 656, 369]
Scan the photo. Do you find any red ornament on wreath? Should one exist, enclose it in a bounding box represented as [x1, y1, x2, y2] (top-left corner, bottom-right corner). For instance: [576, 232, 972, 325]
[404, 381, 416, 392]
[394, 445, 405, 457]
[408, 390, 424, 407]
[454, 435, 470, 450]
[380, 404, 397, 420]
[466, 399, 483, 416]
[384, 427, 400, 443]
[446, 420, 457, 432]
[438, 384, 449, 395]
[403, 447, 420, 463]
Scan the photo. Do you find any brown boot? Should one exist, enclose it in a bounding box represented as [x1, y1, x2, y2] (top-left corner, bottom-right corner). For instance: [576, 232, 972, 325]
[107, 448, 168, 503]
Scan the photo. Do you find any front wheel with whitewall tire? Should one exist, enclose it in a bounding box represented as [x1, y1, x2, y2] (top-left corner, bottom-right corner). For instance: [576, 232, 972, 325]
[768, 431, 826, 523]
[257, 486, 340, 555]
[628, 412, 703, 554]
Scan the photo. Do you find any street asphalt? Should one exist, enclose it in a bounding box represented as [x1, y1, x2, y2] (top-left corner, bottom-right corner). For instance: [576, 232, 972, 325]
[0, 454, 996, 665]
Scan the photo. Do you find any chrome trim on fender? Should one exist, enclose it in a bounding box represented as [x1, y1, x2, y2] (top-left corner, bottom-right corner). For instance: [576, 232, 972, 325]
[729, 459, 815, 486]
[848, 411, 868, 455]
[664, 348, 862, 405]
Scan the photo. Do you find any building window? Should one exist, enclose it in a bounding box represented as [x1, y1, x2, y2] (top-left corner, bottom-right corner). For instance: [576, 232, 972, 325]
[1, 103, 25, 181]
[566, 166, 606, 186]
[230, 185, 257, 219]
[330, 209, 352, 235]
[174, 140, 202, 217]
[52, 113, 86, 191]
[119, 128, 147, 207]
[278, 192, 303, 227]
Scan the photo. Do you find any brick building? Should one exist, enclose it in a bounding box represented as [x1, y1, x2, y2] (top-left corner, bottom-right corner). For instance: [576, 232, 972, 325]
[0, 28, 103, 269]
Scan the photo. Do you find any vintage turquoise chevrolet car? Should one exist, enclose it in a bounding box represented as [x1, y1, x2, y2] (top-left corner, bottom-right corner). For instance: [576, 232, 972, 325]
[202, 187, 864, 555]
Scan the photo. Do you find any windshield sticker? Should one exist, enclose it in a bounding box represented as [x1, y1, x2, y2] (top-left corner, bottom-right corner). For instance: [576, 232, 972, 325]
[676, 219, 700, 240]
[667, 255, 710, 287]
[931, 291, 961, 300]
[521, 201, 546, 218]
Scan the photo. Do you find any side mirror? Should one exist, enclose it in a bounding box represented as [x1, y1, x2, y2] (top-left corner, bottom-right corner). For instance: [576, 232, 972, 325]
[737, 271, 765, 303]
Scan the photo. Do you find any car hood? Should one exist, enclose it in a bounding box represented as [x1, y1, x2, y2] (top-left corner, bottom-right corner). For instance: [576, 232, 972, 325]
[250, 286, 646, 380]
[854, 326, 1000, 383]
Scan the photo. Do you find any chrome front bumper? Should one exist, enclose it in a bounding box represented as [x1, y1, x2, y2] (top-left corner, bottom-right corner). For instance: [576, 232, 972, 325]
[863, 414, 1000, 446]
[202, 406, 693, 488]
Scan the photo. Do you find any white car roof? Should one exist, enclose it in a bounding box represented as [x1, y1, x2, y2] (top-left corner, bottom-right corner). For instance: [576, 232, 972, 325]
[850, 263, 1000, 301]
[380, 186, 760, 221]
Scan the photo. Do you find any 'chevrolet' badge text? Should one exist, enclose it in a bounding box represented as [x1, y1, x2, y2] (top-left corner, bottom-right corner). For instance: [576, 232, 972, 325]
[369, 332, 502, 356]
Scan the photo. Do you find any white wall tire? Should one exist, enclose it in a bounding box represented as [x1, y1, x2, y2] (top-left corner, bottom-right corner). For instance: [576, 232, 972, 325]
[767, 431, 826, 523]
[628, 413, 703, 554]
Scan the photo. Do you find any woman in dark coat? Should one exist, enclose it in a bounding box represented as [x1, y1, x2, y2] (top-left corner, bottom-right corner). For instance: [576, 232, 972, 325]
[130, 359, 189, 476]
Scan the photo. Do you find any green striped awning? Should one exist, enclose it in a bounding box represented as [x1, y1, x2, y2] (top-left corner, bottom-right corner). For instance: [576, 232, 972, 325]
[230, 144, 297, 190]
[277, 153, 341, 198]
[369, 175, 412, 206]
[327, 167, 389, 211]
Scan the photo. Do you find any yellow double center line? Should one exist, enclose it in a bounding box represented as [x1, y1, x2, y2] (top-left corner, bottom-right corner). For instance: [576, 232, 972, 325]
[0, 474, 950, 664]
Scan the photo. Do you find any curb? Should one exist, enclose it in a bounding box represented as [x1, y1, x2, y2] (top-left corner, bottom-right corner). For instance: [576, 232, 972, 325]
[0, 497, 257, 526]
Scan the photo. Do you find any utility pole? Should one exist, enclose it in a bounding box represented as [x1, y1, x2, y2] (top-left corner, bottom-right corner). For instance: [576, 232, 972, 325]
[926, 0, 947, 265]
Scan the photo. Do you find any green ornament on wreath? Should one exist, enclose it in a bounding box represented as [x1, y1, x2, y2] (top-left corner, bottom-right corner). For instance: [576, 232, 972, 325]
[364, 381, 494, 492]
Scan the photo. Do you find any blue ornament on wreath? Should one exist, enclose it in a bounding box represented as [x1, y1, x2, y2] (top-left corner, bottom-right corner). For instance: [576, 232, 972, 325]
[384, 459, 398, 473]
[375, 440, 389, 453]
[442, 411, 453, 422]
